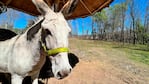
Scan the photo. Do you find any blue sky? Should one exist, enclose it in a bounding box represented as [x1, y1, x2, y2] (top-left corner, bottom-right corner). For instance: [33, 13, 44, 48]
[0, 9, 34, 28]
[13, 13, 34, 28]
[0, 0, 148, 35]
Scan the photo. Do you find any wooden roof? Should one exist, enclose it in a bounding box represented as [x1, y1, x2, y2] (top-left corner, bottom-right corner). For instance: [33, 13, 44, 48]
[0, 0, 113, 20]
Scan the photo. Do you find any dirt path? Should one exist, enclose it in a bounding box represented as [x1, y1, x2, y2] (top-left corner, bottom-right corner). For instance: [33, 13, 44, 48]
[47, 38, 149, 84]
[48, 60, 123, 84]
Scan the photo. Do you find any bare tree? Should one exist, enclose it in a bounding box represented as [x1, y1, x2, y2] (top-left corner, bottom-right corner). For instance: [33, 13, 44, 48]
[119, 2, 128, 44]
[129, 0, 138, 44]
[144, 0, 149, 45]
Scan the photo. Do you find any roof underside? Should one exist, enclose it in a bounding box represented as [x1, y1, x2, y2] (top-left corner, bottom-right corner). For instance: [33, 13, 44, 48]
[0, 0, 113, 20]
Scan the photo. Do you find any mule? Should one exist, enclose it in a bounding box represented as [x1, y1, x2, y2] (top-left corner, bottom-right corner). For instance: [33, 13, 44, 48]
[0, 29, 79, 84]
[0, 0, 78, 83]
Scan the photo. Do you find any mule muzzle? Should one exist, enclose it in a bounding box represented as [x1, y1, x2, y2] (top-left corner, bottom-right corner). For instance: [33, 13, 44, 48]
[57, 69, 71, 79]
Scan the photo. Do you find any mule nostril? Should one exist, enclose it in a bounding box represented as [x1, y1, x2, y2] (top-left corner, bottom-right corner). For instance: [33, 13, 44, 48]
[69, 69, 72, 72]
[57, 72, 62, 77]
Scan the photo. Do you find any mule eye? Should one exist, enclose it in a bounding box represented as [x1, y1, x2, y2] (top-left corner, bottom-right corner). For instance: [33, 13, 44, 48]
[45, 29, 52, 36]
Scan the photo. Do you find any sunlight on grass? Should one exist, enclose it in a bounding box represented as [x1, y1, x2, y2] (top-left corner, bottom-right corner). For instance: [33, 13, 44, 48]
[128, 50, 149, 65]
[107, 42, 149, 65]
[70, 38, 149, 65]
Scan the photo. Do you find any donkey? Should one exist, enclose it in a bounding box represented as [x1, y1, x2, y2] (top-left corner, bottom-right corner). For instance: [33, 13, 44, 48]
[0, 0, 78, 83]
[0, 28, 79, 84]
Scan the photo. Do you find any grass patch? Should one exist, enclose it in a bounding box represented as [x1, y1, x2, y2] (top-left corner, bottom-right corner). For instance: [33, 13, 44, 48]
[128, 50, 149, 65]
[87, 40, 149, 65]
[112, 43, 149, 65]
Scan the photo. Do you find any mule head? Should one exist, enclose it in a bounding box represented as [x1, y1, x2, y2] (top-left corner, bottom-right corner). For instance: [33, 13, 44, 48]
[32, 0, 78, 79]
[38, 53, 79, 79]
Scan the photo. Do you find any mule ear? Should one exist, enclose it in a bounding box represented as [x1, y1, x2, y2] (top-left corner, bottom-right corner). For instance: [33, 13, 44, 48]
[68, 53, 79, 68]
[60, 0, 79, 16]
[32, 0, 54, 15]
[27, 18, 44, 41]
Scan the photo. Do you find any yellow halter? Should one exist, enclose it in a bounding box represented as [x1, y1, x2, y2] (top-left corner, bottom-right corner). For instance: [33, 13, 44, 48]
[42, 44, 69, 56]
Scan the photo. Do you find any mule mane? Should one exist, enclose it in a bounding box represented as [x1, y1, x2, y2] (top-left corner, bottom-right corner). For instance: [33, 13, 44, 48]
[28, 16, 44, 28]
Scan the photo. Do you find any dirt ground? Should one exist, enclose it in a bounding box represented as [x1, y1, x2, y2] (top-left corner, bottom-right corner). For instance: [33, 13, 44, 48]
[48, 60, 125, 84]
[46, 38, 149, 84]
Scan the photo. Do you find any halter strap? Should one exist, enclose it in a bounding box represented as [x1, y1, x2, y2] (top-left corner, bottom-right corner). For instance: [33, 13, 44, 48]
[42, 44, 69, 56]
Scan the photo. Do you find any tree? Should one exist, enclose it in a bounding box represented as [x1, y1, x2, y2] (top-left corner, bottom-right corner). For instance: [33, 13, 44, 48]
[108, 4, 123, 41]
[144, 0, 149, 45]
[129, 0, 138, 44]
[92, 9, 108, 40]
[120, 2, 128, 44]
[135, 18, 144, 44]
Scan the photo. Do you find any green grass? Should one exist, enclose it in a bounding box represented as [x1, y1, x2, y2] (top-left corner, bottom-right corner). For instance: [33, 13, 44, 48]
[127, 49, 149, 65]
[111, 43, 149, 65]
[86, 40, 149, 65]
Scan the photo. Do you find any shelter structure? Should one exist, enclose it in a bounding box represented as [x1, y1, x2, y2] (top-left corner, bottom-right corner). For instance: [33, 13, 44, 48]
[0, 0, 113, 20]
